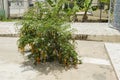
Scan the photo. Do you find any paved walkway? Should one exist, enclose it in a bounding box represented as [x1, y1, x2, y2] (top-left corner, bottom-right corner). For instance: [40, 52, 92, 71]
[0, 37, 117, 80]
[71, 23, 120, 35]
[105, 43, 120, 80]
[0, 22, 120, 42]
[0, 22, 20, 37]
[71, 23, 120, 42]
[0, 22, 16, 34]
[1, 22, 120, 35]
[0, 22, 120, 80]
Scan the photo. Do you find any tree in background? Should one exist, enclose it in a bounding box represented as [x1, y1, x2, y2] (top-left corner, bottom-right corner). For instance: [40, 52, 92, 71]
[76, 0, 110, 22]
[82, 0, 93, 22]
[76, 0, 85, 9]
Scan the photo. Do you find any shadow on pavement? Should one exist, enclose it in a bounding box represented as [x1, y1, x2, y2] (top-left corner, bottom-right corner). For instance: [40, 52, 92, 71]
[20, 60, 77, 75]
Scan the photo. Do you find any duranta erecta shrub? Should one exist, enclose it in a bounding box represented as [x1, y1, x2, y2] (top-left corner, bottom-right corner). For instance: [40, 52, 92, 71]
[18, 0, 81, 67]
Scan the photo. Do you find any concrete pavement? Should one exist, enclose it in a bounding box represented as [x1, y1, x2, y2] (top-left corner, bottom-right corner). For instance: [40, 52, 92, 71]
[105, 43, 120, 80]
[71, 23, 120, 42]
[0, 22, 120, 42]
[0, 22, 19, 37]
[0, 22, 120, 80]
[0, 37, 117, 80]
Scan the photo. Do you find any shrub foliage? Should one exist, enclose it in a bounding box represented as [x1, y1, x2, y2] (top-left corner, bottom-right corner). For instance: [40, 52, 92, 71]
[18, 0, 80, 67]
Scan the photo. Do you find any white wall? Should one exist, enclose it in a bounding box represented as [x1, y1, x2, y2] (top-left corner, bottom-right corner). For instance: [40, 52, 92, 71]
[9, 0, 29, 17]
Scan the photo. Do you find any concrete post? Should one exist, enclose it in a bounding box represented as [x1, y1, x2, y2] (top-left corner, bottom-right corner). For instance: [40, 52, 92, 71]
[113, 0, 120, 30]
[3, 0, 9, 18]
[24, 0, 29, 10]
[0, 0, 3, 9]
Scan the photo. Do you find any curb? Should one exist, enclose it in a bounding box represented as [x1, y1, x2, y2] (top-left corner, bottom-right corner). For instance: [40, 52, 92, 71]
[1, 33, 120, 42]
[0, 34, 19, 37]
[73, 34, 120, 42]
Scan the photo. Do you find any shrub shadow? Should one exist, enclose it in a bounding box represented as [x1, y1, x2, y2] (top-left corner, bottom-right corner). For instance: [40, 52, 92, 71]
[20, 60, 75, 75]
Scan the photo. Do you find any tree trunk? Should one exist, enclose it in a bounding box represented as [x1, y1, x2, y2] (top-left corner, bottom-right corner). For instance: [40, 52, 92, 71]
[82, 0, 93, 22]
[82, 10, 88, 22]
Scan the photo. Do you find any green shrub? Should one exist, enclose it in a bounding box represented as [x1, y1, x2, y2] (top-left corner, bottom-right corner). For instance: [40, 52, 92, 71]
[18, 1, 80, 67]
